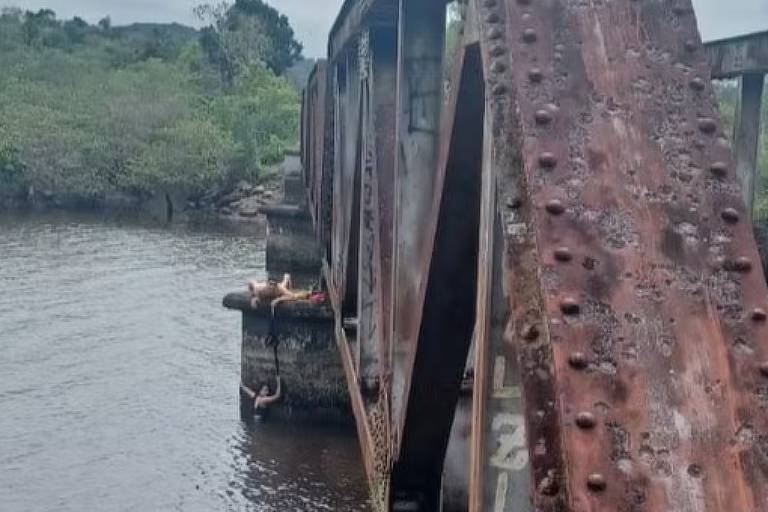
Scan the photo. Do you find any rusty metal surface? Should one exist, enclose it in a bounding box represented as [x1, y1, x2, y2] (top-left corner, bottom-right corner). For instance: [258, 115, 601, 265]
[391, 42, 485, 508]
[299, 0, 768, 510]
[477, 0, 768, 509]
[390, 0, 446, 453]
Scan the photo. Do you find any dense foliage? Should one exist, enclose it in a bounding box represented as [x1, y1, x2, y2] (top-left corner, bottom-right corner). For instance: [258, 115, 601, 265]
[196, 0, 303, 85]
[0, 7, 300, 206]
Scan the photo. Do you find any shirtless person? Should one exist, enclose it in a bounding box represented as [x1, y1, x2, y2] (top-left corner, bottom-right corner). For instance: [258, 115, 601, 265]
[247, 273, 311, 311]
[240, 376, 281, 420]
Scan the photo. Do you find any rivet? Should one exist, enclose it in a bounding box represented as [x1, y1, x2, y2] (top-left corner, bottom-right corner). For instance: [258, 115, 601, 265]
[687, 464, 703, 478]
[539, 152, 558, 168]
[698, 117, 717, 134]
[568, 352, 588, 370]
[521, 324, 540, 341]
[575, 412, 597, 429]
[732, 257, 753, 273]
[522, 29, 538, 43]
[689, 77, 706, 91]
[492, 83, 508, 96]
[759, 362, 768, 378]
[587, 474, 607, 492]
[554, 247, 573, 262]
[534, 109, 553, 125]
[545, 199, 565, 215]
[487, 27, 503, 40]
[752, 308, 768, 322]
[528, 68, 544, 82]
[684, 39, 697, 52]
[490, 45, 506, 57]
[709, 161, 728, 178]
[560, 297, 580, 315]
[721, 208, 740, 224]
[491, 60, 507, 73]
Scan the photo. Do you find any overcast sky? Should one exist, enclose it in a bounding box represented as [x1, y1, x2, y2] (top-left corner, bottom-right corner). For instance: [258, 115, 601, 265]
[2, 0, 766, 57]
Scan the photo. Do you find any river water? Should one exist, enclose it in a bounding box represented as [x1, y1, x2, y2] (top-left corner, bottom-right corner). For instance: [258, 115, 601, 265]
[0, 211, 369, 512]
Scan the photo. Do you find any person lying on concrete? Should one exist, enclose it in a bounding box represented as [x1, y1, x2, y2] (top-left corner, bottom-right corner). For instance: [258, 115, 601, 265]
[241, 376, 281, 420]
[247, 273, 312, 311]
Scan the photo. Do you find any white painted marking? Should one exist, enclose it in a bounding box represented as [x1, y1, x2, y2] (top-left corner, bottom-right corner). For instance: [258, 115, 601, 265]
[489, 413, 529, 471]
[493, 471, 509, 512]
[492, 357, 522, 399]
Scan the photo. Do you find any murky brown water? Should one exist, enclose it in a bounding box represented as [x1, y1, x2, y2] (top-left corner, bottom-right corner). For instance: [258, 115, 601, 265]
[0, 211, 369, 511]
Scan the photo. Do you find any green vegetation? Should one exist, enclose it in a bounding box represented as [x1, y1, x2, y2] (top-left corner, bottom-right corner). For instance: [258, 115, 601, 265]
[0, 4, 301, 207]
[715, 79, 768, 219]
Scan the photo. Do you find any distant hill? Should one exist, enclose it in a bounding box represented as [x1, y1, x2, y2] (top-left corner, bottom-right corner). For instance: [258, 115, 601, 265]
[111, 23, 198, 45]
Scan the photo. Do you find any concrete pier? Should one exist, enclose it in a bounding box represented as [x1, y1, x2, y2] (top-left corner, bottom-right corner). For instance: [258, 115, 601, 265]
[223, 293, 349, 424]
[223, 152, 348, 424]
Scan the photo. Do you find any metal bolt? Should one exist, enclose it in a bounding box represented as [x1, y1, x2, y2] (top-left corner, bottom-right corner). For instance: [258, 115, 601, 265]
[568, 352, 588, 370]
[528, 68, 544, 83]
[487, 27, 503, 40]
[535, 109, 553, 125]
[575, 412, 597, 429]
[721, 208, 740, 224]
[689, 77, 706, 91]
[545, 199, 565, 215]
[492, 83, 508, 96]
[751, 308, 767, 322]
[709, 162, 728, 178]
[560, 297, 580, 315]
[698, 117, 717, 134]
[587, 474, 607, 492]
[554, 247, 573, 262]
[522, 29, 538, 43]
[491, 60, 507, 73]
[732, 257, 753, 273]
[539, 152, 558, 168]
[521, 324, 540, 341]
[490, 45, 506, 57]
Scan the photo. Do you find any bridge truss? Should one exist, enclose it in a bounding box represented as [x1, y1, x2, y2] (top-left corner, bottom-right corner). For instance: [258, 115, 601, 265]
[300, 1, 768, 510]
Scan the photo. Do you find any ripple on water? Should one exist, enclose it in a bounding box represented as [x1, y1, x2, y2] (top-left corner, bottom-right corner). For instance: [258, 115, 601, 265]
[0, 211, 369, 511]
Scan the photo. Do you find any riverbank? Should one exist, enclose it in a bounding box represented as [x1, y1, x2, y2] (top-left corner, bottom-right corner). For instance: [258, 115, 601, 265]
[0, 153, 302, 223]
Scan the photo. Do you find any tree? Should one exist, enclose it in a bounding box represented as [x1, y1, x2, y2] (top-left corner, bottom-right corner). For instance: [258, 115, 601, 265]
[231, 0, 302, 74]
[196, 0, 302, 82]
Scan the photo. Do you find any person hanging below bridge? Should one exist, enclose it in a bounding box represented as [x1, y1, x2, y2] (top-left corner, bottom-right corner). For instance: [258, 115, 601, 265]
[241, 376, 281, 421]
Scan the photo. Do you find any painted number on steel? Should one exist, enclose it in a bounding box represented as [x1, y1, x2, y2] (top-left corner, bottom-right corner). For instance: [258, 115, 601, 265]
[489, 413, 529, 471]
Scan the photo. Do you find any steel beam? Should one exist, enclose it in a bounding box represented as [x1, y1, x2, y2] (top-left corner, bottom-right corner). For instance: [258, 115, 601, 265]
[733, 73, 766, 219]
[390, 0, 446, 453]
[391, 42, 485, 509]
[706, 30, 768, 79]
[471, 0, 768, 509]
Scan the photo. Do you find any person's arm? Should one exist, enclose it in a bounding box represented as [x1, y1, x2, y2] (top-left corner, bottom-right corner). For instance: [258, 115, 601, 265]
[259, 376, 282, 406]
[240, 383, 256, 399]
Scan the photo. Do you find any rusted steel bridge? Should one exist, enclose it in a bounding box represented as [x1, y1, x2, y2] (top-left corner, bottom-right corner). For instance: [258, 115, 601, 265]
[299, 0, 768, 510]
